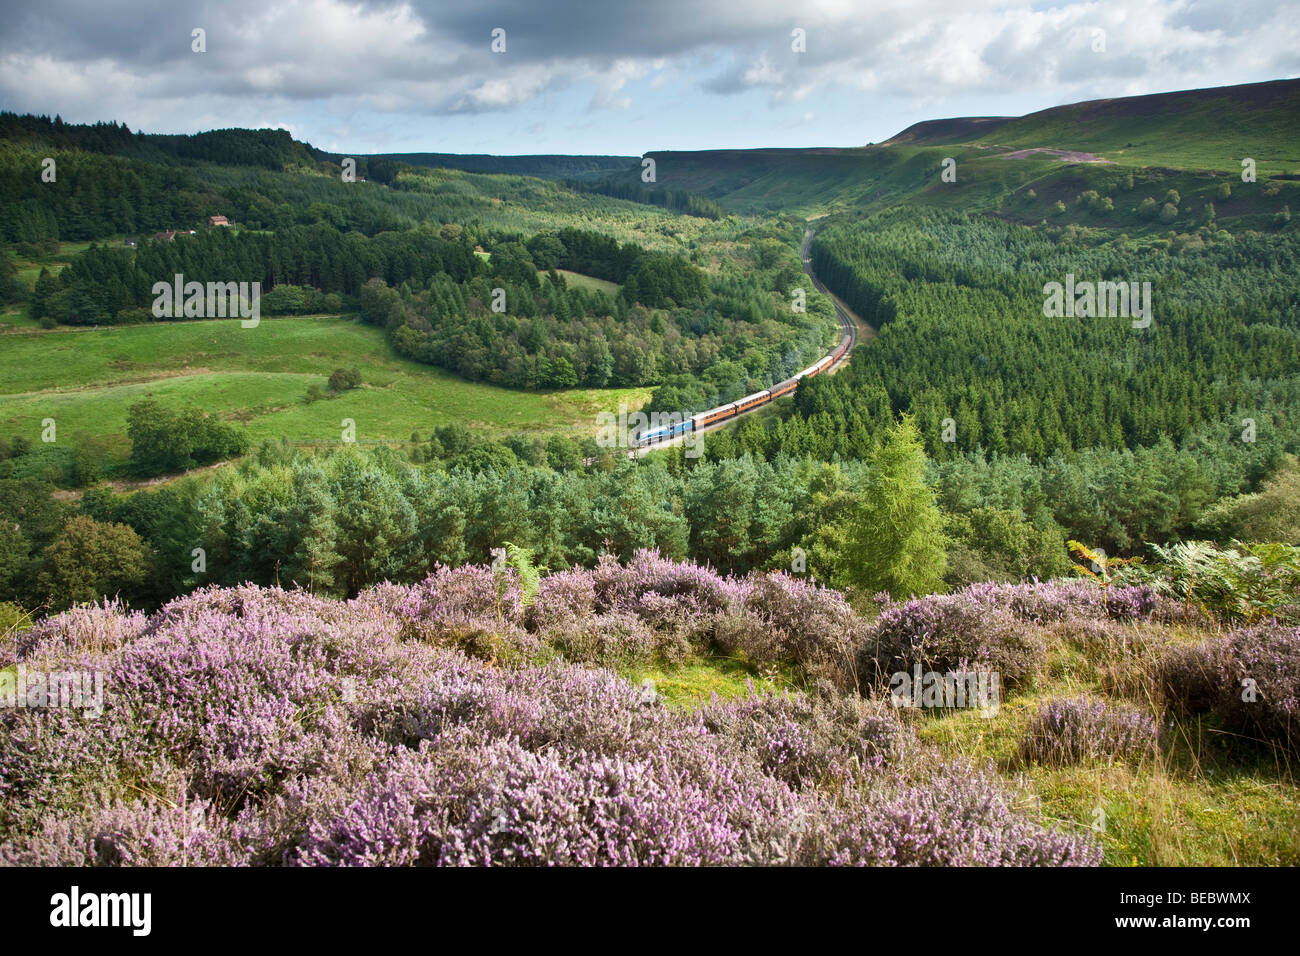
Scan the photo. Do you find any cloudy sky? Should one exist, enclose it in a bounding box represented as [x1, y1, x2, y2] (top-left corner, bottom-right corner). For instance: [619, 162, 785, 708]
[0, 0, 1296, 156]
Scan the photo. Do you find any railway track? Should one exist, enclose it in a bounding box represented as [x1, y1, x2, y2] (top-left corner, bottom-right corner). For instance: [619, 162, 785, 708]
[628, 227, 858, 456]
[801, 227, 857, 372]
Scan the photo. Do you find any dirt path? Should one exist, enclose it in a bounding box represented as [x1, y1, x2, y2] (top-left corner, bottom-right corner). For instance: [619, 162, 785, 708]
[1000, 147, 1114, 164]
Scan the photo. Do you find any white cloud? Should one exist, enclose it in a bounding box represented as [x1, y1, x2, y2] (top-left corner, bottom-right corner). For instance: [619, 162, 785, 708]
[0, 0, 1293, 149]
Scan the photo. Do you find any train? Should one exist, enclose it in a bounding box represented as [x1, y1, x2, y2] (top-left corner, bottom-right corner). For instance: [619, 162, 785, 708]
[633, 330, 853, 447]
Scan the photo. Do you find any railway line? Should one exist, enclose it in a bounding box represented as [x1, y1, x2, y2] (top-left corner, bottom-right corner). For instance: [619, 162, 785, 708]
[629, 227, 857, 456]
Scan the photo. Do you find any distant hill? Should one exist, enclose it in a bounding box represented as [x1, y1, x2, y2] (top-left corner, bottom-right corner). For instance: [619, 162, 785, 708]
[4, 76, 1296, 222]
[623, 148, 895, 213]
[0, 112, 328, 169]
[884, 116, 1013, 146]
[361, 152, 638, 181]
[944, 78, 1300, 171]
[593, 78, 1300, 215]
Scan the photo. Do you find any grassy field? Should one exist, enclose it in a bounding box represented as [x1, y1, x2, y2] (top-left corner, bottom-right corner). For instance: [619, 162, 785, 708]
[545, 268, 620, 297]
[5, 240, 96, 286]
[621, 657, 783, 707]
[0, 301, 40, 331]
[0, 315, 650, 465]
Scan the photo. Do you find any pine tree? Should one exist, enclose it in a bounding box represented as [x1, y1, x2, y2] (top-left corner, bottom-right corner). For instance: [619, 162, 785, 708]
[842, 416, 947, 599]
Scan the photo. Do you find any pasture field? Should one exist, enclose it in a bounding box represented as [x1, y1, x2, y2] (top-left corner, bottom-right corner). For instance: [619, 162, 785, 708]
[545, 269, 620, 298]
[0, 315, 650, 465]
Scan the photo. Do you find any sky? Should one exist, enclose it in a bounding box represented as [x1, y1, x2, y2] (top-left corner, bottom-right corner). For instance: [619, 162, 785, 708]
[0, 0, 1297, 156]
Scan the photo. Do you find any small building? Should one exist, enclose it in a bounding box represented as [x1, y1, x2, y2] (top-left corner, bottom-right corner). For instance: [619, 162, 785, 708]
[152, 230, 177, 242]
[124, 237, 138, 247]
[208, 215, 230, 227]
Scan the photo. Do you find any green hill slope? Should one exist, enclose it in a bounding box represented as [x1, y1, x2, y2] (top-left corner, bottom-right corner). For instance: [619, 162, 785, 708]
[601, 78, 1300, 218]
[967, 78, 1300, 173]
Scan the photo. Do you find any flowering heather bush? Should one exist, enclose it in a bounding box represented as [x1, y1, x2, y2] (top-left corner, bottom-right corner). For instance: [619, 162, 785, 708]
[392, 564, 542, 662]
[700, 686, 905, 789]
[591, 550, 742, 621]
[0, 577, 1100, 867]
[1152, 639, 1234, 716]
[963, 579, 1168, 624]
[1020, 697, 1163, 767]
[4, 598, 149, 667]
[350, 580, 417, 618]
[537, 611, 660, 668]
[529, 552, 860, 683]
[1156, 624, 1300, 754]
[796, 759, 1103, 866]
[292, 735, 795, 867]
[1214, 624, 1300, 753]
[727, 573, 863, 686]
[859, 590, 1045, 690]
[2, 796, 242, 867]
[396, 563, 523, 628]
[528, 567, 598, 630]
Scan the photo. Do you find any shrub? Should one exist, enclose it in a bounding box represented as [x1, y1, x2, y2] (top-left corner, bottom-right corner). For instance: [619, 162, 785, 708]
[539, 611, 658, 667]
[1019, 697, 1162, 766]
[1159, 625, 1300, 753]
[1216, 624, 1300, 752]
[8, 597, 147, 665]
[591, 549, 741, 622]
[1148, 541, 1300, 624]
[0, 578, 1099, 866]
[722, 573, 862, 686]
[327, 367, 362, 392]
[126, 398, 249, 477]
[859, 590, 1045, 690]
[796, 759, 1103, 866]
[1152, 638, 1233, 716]
[528, 567, 598, 630]
[700, 686, 905, 788]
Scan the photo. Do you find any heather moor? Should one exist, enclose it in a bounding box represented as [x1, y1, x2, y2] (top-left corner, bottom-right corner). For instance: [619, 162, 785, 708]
[1, 1, 1298, 875]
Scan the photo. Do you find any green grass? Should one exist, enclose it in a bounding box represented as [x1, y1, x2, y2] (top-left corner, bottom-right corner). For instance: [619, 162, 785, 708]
[620, 656, 781, 708]
[0, 315, 650, 466]
[6, 240, 95, 287]
[0, 302, 41, 331]
[897, 619, 1300, 866]
[916, 696, 1300, 866]
[628, 613, 1299, 865]
[543, 269, 620, 298]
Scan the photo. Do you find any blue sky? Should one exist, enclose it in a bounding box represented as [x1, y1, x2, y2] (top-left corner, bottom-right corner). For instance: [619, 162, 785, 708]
[1, 0, 1297, 155]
